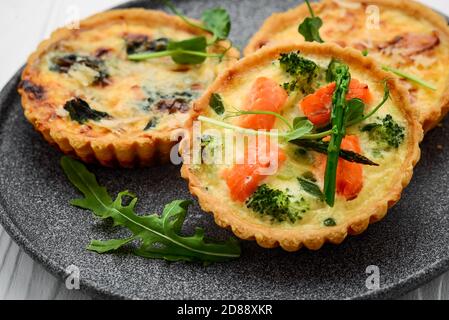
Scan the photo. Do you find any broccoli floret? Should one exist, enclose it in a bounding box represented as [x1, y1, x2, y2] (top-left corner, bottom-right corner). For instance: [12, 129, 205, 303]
[279, 52, 322, 94]
[246, 184, 308, 223]
[361, 114, 405, 149]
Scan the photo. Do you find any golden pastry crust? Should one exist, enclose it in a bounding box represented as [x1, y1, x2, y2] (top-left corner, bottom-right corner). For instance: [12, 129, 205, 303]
[244, 0, 449, 132]
[19, 9, 239, 167]
[181, 43, 422, 251]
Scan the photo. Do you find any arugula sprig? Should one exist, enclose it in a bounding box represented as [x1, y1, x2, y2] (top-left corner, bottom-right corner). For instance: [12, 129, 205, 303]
[298, 0, 324, 43]
[60, 156, 241, 264]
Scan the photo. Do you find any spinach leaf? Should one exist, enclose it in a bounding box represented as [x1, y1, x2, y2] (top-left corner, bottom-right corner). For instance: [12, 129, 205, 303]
[64, 98, 109, 124]
[61, 156, 241, 263]
[209, 93, 225, 115]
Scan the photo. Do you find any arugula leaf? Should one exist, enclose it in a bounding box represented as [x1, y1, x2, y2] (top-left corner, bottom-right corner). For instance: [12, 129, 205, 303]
[298, 177, 324, 201]
[60, 156, 241, 263]
[64, 98, 109, 124]
[201, 8, 231, 41]
[210, 93, 225, 115]
[298, 0, 324, 43]
[88, 237, 136, 254]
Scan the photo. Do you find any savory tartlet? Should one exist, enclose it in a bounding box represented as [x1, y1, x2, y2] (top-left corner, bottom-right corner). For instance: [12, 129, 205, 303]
[18, 9, 239, 167]
[181, 43, 422, 251]
[245, 0, 449, 132]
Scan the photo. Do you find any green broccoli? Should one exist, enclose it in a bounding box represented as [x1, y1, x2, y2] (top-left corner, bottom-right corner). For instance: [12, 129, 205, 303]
[246, 184, 308, 223]
[361, 114, 405, 149]
[279, 52, 322, 94]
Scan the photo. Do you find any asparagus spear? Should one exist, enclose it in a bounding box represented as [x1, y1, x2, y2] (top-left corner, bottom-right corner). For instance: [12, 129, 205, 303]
[290, 140, 379, 166]
[324, 64, 351, 207]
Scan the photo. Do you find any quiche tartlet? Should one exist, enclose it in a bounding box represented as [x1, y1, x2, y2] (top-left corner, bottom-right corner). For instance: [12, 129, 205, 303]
[245, 0, 449, 132]
[19, 9, 239, 167]
[181, 43, 422, 251]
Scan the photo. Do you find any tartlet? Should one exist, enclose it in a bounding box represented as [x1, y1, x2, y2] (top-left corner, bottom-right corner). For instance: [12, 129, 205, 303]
[181, 43, 422, 251]
[19, 9, 239, 167]
[245, 0, 449, 132]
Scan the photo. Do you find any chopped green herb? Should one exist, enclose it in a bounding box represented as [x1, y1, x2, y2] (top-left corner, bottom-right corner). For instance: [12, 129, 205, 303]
[144, 117, 159, 130]
[362, 49, 369, 57]
[60, 156, 241, 264]
[298, 177, 324, 201]
[209, 93, 225, 115]
[64, 98, 109, 124]
[324, 218, 337, 227]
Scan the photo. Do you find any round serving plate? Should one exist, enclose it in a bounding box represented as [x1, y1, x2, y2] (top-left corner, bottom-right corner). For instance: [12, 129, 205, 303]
[1, 0, 448, 300]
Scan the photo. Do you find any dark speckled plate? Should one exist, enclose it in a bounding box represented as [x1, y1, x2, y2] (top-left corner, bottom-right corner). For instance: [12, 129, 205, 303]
[1, 0, 449, 300]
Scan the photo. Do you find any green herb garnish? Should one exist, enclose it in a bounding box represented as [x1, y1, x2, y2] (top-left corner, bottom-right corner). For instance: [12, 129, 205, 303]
[164, 0, 231, 44]
[382, 65, 436, 91]
[291, 140, 379, 166]
[128, 36, 224, 64]
[298, 0, 324, 43]
[60, 156, 241, 263]
[323, 218, 337, 227]
[298, 177, 324, 201]
[64, 98, 109, 124]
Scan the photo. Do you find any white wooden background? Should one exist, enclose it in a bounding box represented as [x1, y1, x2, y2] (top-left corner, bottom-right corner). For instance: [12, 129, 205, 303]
[0, 0, 448, 300]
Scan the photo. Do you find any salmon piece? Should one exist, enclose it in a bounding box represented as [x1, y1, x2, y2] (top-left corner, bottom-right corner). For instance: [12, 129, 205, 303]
[315, 135, 364, 200]
[300, 79, 372, 127]
[238, 77, 288, 130]
[223, 138, 286, 202]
